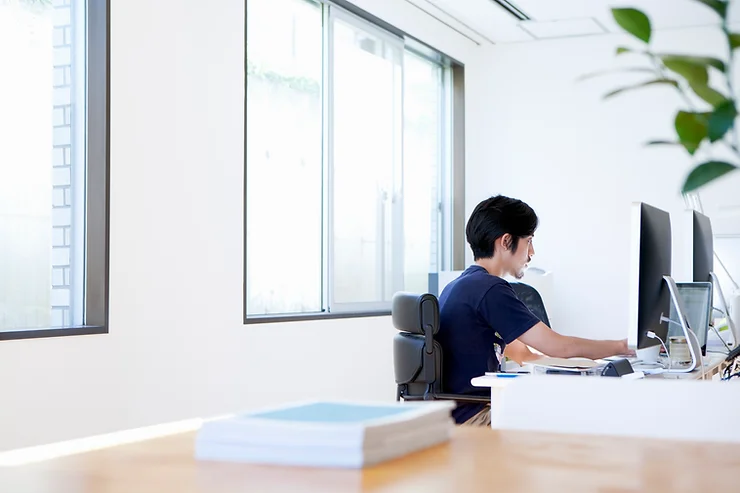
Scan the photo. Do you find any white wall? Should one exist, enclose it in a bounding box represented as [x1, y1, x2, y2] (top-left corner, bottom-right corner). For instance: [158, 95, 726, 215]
[466, 26, 735, 340]
[0, 0, 481, 452]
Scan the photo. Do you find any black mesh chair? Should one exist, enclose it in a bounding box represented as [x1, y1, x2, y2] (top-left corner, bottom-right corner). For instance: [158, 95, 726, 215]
[391, 292, 490, 404]
[510, 282, 551, 327]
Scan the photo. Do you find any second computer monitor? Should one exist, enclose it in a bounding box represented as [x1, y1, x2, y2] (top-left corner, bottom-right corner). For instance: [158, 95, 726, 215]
[692, 210, 713, 283]
[628, 202, 672, 350]
[668, 282, 712, 356]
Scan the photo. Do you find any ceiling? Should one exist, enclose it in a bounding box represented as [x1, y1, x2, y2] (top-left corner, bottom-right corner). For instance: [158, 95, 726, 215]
[406, 0, 740, 235]
[408, 0, 739, 44]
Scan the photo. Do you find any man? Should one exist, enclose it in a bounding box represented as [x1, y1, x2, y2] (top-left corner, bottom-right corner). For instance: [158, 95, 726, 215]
[436, 195, 630, 426]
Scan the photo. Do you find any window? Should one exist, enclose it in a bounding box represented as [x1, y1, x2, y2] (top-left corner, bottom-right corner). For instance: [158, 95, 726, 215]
[245, 0, 323, 316]
[330, 12, 403, 311]
[403, 50, 448, 295]
[0, 0, 109, 340]
[245, 0, 462, 320]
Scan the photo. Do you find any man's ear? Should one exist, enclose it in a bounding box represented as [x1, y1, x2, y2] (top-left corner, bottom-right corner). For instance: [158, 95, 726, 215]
[501, 233, 513, 251]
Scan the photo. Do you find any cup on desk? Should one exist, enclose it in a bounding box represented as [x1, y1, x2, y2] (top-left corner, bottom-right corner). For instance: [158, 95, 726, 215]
[636, 344, 660, 364]
[669, 336, 691, 365]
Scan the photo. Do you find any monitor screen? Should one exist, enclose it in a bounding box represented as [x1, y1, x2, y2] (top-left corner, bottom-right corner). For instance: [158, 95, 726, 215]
[628, 203, 672, 350]
[668, 282, 712, 355]
[693, 211, 713, 283]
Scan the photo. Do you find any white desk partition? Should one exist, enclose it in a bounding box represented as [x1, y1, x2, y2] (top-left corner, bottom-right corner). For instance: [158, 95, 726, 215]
[494, 376, 740, 443]
[435, 270, 465, 296]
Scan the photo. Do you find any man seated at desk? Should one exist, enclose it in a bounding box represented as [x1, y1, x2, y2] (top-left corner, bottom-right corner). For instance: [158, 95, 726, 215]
[437, 195, 630, 426]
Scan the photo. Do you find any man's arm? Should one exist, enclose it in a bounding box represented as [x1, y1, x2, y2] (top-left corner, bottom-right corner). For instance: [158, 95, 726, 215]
[503, 339, 542, 365]
[517, 322, 630, 360]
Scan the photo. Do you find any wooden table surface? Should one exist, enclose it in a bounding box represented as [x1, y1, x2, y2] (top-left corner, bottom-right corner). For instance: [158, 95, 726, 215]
[0, 427, 737, 493]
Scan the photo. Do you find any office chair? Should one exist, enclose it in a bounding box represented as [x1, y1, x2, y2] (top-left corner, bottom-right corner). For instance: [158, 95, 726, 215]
[510, 282, 551, 327]
[391, 292, 490, 404]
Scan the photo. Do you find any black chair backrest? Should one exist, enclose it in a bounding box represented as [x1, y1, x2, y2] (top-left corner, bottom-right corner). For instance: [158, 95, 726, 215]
[391, 292, 439, 336]
[510, 282, 551, 327]
[390, 291, 499, 405]
[391, 292, 442, 399]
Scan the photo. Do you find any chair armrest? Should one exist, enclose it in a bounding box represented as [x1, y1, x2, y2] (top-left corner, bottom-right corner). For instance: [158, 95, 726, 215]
[434, 393, 491, 404]
[398, 392, 491, 404]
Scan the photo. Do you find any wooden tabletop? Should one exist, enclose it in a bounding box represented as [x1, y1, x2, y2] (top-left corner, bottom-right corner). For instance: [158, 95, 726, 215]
[0, 427, 737, 493]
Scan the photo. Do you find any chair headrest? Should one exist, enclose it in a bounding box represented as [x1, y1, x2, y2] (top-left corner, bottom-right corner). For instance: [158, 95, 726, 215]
[510, 282, 540, 298]
[391, 292, 439, 335]
[509, 282, 550, 327]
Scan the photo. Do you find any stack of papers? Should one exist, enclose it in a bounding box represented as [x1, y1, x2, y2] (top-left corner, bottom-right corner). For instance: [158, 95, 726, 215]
[523, 357, 605, 375]
[528, 357, 601, 371]
[195, 400, 455, 468]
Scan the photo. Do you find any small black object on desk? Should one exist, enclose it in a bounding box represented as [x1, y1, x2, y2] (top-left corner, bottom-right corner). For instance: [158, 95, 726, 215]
[600, 358, 634, 377]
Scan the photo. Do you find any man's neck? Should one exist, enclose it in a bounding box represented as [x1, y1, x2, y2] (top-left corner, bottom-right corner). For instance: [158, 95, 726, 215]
[475, 258, 506, 278]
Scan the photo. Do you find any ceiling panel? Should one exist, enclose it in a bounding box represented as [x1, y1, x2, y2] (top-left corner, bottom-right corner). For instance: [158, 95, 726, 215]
[519, 17, 608, 39]
[424, 0, 534, 42]
[422, 0, 733, 44]
[417, 0, 740, 46]
[404, 0, 490, 44]
[513, 0, 722, 31]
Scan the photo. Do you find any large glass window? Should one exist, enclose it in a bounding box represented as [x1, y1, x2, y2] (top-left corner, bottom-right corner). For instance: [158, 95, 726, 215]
[245, 0, 460, 319]
[245, 0, 323, 316]
[330, 13, 403, 311]
[0, 0, 109, 339]
[403, 51, 446, 295]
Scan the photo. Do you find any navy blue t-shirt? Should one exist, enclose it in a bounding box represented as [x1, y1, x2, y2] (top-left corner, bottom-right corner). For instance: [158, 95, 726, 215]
[437, 265, 541, 424]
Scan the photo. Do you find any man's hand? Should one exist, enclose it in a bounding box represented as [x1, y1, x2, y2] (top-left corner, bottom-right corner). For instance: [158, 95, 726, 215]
[617, 338, 636, 357]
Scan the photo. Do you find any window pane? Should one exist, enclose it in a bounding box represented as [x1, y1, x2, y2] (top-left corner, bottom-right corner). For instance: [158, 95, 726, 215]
[0, 0, 84, 331]
[246, 0, 323, 315]
[331, 15, 403, 306]
[403, 53, 444, 294]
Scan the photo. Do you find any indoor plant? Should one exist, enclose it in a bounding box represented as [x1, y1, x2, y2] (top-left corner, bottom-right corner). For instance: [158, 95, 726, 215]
[591, 0, 738, 194]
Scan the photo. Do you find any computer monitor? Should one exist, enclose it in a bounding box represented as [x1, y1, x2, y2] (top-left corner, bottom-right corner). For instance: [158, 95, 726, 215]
[668, 282, 713, 356]
[691, 210, 713, 283]
[627, 202, 673, 351]
[689, 210, 738, 346]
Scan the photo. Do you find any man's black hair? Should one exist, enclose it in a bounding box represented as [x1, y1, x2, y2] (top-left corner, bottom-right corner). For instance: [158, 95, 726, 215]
[466, 195, 539, 260]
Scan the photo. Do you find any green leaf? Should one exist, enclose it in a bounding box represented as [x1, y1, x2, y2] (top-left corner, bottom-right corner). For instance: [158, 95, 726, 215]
[616, 46, 634, 55]
[729, 33, 740, 50]
[576, 67, 655, 81]
[682, 161, 737, 193]
[694, 0, 728, 18]
[688, 82, 728, 107]
[675, 111, 710, 154]
[662, 59, 708, 86]
[707, 100, 737, 142]
[603, 78, 679, 99]
[661, 57, 730, 107]
[659, 54, 726, 73]
[612, 8, 652, 43]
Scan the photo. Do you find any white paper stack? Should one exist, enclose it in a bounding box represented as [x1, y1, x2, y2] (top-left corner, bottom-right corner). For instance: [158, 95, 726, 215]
[195, 400, 455, 468]
[526, 356, 604, 375]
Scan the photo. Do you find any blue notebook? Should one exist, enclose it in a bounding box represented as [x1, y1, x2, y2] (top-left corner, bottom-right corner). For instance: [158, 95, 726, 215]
[250, 402, 416, 423]
[195, 400, 455, 468]
[196, 400, 455, 447]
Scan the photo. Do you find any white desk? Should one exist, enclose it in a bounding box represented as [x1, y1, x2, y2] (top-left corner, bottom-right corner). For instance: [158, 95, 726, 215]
[470, 374, 520, 428]
[644, 352, 726, 380]
[471, 352, 729, 428]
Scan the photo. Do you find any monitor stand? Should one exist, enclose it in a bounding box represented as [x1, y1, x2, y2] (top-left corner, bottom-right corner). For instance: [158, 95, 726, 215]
[660, 276, 702, 373]
[709, 271, 738, 347]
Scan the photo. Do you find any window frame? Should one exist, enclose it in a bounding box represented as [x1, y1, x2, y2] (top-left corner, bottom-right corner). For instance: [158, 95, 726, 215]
[244, 0, 465, 324]
[0, 0, 110, 341]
